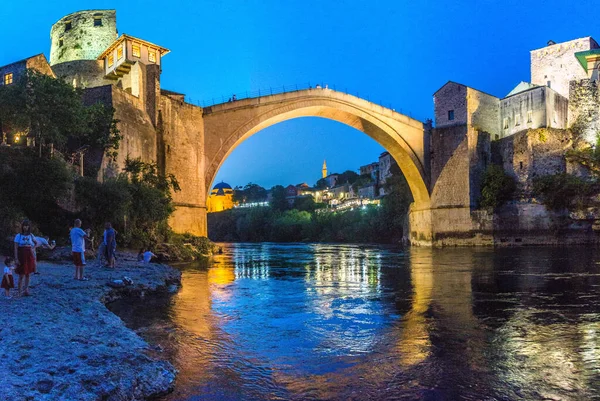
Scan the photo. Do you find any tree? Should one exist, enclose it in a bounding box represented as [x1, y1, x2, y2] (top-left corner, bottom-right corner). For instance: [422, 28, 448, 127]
[315, 177, 328, 189]
[270, 185, 289, 211]
[235, 182, 267, 204]
[293, 196, 317, 212]
[0, 70, 87, 155]
[479, 165, 517, 209]
[336, 170, 359, 185]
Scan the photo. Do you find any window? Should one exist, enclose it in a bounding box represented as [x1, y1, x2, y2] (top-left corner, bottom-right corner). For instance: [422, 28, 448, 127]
[148, 50, 156, 63]
[448, 110, 454, 121]
[503, 118, 509, 129]
[519, 161, 523, 170]
[94, 17, 102, 26]
[132, 43, 141, 58]
[4, 73, 13, 85]
[527, 110, 533, 123]
[117, 45, 123, 60]
[65, 20, 72, 32]
[515, 114, 521, 126]
[108, 54, 114, 68]
[547, 80, 551, 88]
[59, 37, 64, 47]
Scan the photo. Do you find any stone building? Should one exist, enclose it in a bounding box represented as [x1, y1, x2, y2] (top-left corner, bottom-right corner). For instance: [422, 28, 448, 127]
[500, 83, 568, 137]
[359, 162, 379, 180]
[530, 37, 599, 100]
[0, 54, 55, 86]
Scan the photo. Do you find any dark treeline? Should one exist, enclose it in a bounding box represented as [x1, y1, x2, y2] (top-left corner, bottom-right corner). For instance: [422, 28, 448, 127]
[209, 171, 413, 244]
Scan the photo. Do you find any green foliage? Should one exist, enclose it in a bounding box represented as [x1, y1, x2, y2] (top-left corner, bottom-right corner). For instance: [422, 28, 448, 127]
[315, 177, 328, 189]
[352, 174, 374, 193]
[336, 170, 359, 185]
[532, 174, 596, 211]
[566, 133, 600, 176]
[233, 182, 267, 204]
[0, 147, 74, 238]
[270, 185, 289, 211]
[480, 165, 517, 209]
[0, 69, 121, 161]
[0, 70, 86, 151]
[293, 196, 317, 212]
[75, 158, 180, 248]
[208, 170, 413, 244]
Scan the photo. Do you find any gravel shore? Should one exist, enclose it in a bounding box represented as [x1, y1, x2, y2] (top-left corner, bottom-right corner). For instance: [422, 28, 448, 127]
[1, 251, 181, 401]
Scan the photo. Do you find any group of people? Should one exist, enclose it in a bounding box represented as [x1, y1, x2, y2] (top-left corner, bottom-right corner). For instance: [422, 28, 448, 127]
[1, 219, 120, 298]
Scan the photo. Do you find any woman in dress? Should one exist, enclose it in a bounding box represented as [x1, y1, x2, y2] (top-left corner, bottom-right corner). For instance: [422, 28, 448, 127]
[14, 220, 38, 296]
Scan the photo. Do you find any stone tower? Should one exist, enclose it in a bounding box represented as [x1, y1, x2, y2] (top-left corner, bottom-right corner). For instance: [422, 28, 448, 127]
[49, 10, 117, 66]
[322, 160, 327, 178]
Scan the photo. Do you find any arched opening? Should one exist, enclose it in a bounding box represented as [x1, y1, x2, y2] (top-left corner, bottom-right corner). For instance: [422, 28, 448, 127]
[204, 97, 430, 207]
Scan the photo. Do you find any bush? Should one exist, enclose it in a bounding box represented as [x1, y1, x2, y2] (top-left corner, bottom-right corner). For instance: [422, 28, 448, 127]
[480, 165, 517, 209]
[532, 174, 597, 211]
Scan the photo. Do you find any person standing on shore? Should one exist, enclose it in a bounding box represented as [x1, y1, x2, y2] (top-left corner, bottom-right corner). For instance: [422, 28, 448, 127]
[70, 219, 89, 281]
[13, 220, 38, 296]
[1, 257, 16, 298]
[104, 222, 116, 268]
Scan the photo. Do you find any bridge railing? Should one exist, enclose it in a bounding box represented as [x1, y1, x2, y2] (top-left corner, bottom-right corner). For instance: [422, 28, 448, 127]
[185, 82, 423, 121]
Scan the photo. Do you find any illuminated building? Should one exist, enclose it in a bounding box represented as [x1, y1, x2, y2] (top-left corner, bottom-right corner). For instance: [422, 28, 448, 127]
[206, 182, 234, 213]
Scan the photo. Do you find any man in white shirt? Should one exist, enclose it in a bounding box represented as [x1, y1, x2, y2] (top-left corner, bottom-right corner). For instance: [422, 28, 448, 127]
[70, 219, 89, 281]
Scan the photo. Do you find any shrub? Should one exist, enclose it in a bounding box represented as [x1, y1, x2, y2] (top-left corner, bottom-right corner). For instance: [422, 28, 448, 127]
[532, 174, 597, 211]
[480, 165, 517, 209]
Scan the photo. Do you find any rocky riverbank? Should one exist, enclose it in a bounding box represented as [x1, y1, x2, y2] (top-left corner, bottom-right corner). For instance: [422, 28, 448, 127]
[1, 251, 181, 401]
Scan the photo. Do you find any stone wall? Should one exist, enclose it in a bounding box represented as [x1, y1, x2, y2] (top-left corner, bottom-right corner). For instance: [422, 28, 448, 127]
[530, 37, 598, 100]
[493, 128, 574, 196]
[159, 95, 206, 236]
[82, 85, 158, 179]
[468, 87, 500, 138]
[569, 79, 600, 143]
[50, 10, 117, 66]
[52, 60, 114, 88]
[434, 82, 467, 128]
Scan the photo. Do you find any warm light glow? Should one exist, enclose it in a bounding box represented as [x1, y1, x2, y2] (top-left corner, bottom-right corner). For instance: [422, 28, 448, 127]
[108, 54, 114, 67]
[117, 45, 123, 60]
[4, 73, 13, 85]
[132, 43, 141, 58]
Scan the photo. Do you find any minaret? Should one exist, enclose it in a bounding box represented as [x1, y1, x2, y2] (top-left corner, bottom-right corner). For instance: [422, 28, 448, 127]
[322, 160, 327, 178]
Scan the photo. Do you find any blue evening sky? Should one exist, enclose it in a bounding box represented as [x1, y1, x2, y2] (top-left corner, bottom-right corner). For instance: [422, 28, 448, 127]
[1, 1, 597, 189]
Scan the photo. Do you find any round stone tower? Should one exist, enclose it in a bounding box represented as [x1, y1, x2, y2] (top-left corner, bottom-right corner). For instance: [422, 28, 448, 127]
[49, 10, 117, 66]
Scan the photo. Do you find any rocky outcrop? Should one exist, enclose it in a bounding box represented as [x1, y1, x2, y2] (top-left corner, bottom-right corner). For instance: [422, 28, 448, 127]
[1, 252, 181, 400]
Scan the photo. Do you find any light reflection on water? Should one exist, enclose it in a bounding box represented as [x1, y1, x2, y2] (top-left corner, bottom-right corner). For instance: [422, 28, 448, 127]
[109, 244, 600, 400]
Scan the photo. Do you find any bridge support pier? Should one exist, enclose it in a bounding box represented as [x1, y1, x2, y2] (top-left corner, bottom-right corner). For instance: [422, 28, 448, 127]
[169, 204, 208, 237]
[408, 203, 433, 246]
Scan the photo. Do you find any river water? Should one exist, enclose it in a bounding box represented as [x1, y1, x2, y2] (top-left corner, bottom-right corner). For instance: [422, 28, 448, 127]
[109, 243, 600, 400]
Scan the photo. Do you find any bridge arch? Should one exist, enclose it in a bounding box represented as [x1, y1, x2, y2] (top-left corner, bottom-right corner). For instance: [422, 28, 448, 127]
[202, 89, 430, 207]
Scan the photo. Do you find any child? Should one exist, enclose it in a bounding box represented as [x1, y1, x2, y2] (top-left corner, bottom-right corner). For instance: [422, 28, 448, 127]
[1, 257, 15, 298]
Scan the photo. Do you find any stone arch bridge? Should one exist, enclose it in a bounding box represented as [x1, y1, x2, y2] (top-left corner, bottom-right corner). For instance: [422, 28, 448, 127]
[162, 88, 445, 245]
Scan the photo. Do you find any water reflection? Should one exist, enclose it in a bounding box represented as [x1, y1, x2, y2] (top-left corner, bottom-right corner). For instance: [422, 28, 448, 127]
[109, 244, 600, 400]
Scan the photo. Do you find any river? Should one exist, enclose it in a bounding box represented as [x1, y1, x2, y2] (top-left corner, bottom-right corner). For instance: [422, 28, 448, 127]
[109, 243, 600, 400]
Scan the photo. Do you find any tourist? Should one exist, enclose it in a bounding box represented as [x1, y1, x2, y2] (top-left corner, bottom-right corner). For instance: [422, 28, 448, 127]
[104, 222, 117, 268]
[142, 249, 157, 264]
[1, 257, 16, 298]
[33, 236, 56, 275]
[70, 219, 89, 280]
[232, 94, 237, 101]
[137, 248, 145, 262]
[13, 220, 38, 296]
